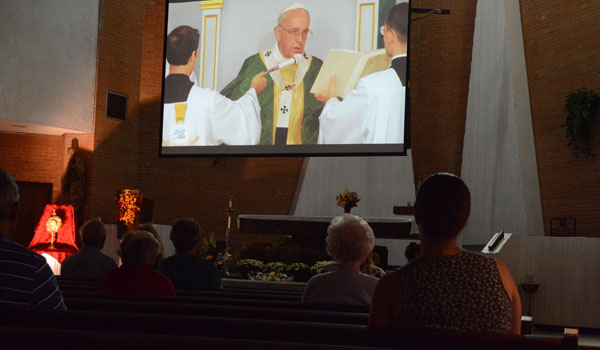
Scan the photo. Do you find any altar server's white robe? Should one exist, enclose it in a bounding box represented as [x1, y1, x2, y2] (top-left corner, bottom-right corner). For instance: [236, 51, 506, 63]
[317, 68, 405, 144]
[162, 86, 261, 146]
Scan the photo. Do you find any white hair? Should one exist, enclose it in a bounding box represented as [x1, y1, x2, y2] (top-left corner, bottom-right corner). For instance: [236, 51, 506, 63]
[326, 214, 375, 266]
[0, 169, 19, 220]
[277, 2, 309, 26]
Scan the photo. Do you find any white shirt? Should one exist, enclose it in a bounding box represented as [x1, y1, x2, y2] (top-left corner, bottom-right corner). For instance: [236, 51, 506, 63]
[162, 85, 261, 146]
[317, 55, 406, 144]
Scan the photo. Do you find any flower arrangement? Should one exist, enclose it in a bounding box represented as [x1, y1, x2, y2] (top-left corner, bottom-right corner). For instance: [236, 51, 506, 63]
[311, 260, 337, 274]
[248, 271, 293, 282]
[263, 261, 287, 274]
[236, 259, 264, 278]
[116, 189, 141, 225]
[336, 187, 360, 213]
[285, 262, 312, 282]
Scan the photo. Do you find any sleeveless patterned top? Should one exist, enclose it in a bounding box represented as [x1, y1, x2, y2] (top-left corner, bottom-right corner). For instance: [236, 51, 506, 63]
[393, 251, 512, 334]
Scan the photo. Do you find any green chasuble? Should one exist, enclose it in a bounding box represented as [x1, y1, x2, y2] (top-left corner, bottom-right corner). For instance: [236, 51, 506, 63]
[220, 53, 324, 145]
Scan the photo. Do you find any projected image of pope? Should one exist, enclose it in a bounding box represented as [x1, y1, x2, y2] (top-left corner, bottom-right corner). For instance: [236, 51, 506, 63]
[315, 3, 408, 144]
[221, 3, 324, 145]
[162, 25, 267, 147]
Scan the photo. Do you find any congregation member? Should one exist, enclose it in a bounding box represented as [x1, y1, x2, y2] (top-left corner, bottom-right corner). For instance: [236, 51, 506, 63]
[156, 218, 221, 291]
[162, 25, 267, 146]
[404, 242, 421, 263]
[0, 168, 66, 310]
[315, 2, 408, 144]
[320, 250, 385, 279]
[221, 2, 324, 145]
[61, 217, 117, 280]
[302, 214, 379, 306]
[369, 173, 521, 334]
[97, 230, 175, 297]
[136, 222, 165, 267]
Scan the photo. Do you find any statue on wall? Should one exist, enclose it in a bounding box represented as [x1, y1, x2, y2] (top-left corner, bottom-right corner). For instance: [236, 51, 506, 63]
[62, 138, 86, 226]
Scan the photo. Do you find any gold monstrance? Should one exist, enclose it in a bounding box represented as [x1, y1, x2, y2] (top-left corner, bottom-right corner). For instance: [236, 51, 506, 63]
[45, 210, 62, 250]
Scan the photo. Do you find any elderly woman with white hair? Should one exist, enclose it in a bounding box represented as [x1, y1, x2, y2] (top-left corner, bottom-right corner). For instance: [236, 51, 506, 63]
[97, 230, 175, 297]
[301, 214, 379, 306]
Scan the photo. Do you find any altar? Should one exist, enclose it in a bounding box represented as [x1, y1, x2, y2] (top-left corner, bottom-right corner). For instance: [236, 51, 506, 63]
[238, 215, 419, 266]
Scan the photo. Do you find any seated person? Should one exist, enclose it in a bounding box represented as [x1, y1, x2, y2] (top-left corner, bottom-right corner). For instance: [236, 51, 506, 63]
[302, 214, 379, 306]
[156, 218, 221, 291]
[404, 242, 421, 264]
[369, 173, 521, 334]
[0, 168, 66, 310]
[136, 222, 165, 267]
[320, 251, 385, 279]
[61, 217, 117, 280]
[97, 231, 175, 297]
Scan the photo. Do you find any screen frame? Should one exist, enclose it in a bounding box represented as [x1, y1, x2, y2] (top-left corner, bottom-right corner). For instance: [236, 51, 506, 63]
[158, 0, 412, 158]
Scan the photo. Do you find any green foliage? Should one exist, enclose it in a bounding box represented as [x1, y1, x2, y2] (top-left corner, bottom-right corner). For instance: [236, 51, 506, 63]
[239, 238, 329, 265]
[263, 262, 286, 274]
[236, 259, 264, 278]
[311, 260, 337, 273]
[561, 89, 599, 157]
[199, 233, 217, 259]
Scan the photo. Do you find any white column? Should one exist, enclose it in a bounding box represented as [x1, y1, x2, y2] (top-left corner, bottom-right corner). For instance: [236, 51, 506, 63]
[461, 0, 543, 245]
[199, 0, 223, 90]
[355, 0, 379, 52]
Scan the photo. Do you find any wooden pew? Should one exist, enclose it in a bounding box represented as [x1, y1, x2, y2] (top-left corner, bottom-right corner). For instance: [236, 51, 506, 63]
[0, 326, 387, 350]
[64, 297, 368, 324]
[60, 288, 301, 302]
[61, 290, 369, 312]
[0, 307, 578, 350]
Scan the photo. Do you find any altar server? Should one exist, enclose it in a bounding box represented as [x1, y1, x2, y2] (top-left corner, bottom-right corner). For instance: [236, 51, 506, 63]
[162, 25, 267, 147]
[315, 3, 408, 144]
[221, 3, 324, 145]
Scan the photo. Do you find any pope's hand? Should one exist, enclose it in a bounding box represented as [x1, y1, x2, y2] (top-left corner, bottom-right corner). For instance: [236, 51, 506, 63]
[314, 75, 337, 103]
[251, 72, 268, 95]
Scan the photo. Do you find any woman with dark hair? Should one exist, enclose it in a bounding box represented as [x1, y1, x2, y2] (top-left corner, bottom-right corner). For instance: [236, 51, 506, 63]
[369, 173, 521, 335]
[156, 218, 221, 291]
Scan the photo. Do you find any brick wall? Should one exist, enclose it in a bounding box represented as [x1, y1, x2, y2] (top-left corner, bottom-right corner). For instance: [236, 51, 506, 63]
[409, 0, 477, 184]
[85, 0, 146, 222]
[0, 133, 64, 201]
[521, 1, 600, 236]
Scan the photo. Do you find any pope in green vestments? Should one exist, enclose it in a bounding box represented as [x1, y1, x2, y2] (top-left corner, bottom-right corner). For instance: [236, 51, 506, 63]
[220, 4, 324, 145]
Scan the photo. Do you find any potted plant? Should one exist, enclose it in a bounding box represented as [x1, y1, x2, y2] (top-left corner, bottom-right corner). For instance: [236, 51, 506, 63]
[561, 89, 599, 157]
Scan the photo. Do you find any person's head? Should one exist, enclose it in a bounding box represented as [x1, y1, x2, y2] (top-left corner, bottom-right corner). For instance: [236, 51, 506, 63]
[166, 25, 200, 74]
[274, 3, 311, 59]
[326, 214, 375, 267]
[118, 230, 160, 267]
[414, 173, 471, 240]
[382, 2, 409, 57]
[404, 242, 421, 263]
[170, 217, 202, 255]
[0, 169, 20, 236]
[80, 217, 107, 249]
[136, 223, 165, 264]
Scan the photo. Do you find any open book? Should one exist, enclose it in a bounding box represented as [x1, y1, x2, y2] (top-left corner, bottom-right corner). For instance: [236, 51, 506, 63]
[310, 48, 391, 98]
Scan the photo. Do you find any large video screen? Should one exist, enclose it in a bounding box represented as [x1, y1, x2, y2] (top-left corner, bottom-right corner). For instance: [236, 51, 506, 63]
[160, 0, 411, 156]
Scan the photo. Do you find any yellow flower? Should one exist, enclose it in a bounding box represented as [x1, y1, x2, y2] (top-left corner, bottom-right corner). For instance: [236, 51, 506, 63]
[268, 272, 275, 277]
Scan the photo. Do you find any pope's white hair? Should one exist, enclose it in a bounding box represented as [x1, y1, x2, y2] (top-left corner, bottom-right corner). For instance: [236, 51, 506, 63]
[278, 2, 309, 26]
[326, 214, 375, 267]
